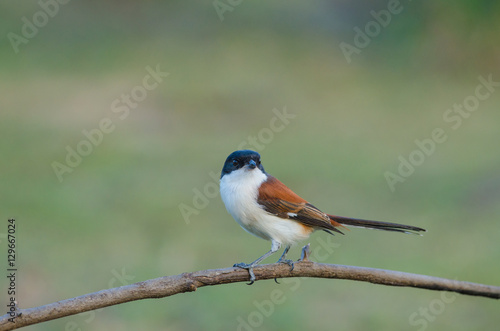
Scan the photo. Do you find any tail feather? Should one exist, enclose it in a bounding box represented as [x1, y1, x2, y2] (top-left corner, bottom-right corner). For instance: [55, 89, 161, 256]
[329, 215, 426, 235]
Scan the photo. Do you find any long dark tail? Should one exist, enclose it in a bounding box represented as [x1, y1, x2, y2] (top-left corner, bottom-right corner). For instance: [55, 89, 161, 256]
[329, 215, 426, 235]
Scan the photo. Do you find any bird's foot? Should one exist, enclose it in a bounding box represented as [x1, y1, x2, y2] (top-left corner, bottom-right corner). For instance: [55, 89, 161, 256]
[274, 258, 295, 284]
[277, 258, 295, 271]
[233, 262, 257, 285]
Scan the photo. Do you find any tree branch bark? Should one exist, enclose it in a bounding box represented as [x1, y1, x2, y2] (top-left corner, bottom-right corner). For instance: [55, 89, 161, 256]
[1, 262, 499, 330]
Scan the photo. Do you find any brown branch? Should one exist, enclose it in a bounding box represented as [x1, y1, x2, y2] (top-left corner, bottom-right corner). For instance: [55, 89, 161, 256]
[1, 261, 499, 330]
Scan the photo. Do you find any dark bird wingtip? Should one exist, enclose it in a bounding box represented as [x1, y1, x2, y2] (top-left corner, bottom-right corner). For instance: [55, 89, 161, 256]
[408, 227, 427, 236]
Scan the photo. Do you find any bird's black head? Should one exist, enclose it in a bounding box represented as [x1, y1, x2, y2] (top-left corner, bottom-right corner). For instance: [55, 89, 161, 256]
[221, 150, 265, 178]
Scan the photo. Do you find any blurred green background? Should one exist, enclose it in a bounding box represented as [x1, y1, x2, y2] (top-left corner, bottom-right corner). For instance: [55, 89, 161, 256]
[1, 1, 500, 330]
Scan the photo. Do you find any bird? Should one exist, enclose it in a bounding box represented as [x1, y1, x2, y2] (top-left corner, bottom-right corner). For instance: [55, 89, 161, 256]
[219, 150, 426, 284]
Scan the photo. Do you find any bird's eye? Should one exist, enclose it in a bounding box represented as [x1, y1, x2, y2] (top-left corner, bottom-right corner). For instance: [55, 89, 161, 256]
[232, 159, 239, 167]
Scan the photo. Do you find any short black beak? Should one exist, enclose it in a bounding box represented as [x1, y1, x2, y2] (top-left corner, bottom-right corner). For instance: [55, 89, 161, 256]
[247, 160, 257, 169]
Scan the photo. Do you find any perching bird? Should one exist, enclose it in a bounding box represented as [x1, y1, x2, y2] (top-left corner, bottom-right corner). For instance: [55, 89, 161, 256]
[220, 150, 425, 284]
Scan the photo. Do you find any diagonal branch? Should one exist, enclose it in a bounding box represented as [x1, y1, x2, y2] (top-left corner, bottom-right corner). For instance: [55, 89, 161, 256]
[1, 261, 499, 330]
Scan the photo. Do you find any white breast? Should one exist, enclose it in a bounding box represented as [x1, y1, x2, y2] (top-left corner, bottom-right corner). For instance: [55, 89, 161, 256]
[220, 168, 312, 245]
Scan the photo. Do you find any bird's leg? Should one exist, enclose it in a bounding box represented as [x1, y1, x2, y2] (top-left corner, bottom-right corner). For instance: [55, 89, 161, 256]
[274, 245, 294, 284]
[299, 243, 311, 262]
[276, 245, 294, 271]
[234, 240, 281, 285]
